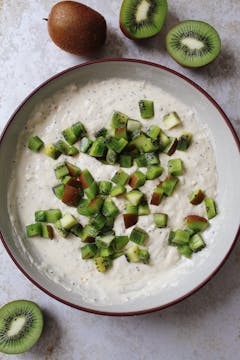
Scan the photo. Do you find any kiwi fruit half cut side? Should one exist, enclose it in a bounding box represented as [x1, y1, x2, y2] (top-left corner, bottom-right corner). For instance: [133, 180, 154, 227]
[120, 0, 168, 39]
[166, 20, 221, 68]
[0, 300, 44, 354]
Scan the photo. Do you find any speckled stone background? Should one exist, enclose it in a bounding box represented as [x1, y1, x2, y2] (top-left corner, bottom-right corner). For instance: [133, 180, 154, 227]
[0, 1, 239, 359]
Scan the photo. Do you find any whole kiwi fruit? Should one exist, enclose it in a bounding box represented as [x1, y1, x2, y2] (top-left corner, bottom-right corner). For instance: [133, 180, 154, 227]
[47, 1, 107, 56]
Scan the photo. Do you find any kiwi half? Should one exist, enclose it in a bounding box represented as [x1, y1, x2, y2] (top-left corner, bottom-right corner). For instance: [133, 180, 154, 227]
[166, 20, 221, 68]
[120, 0, 168, 39]
[0, 300, 43, 354]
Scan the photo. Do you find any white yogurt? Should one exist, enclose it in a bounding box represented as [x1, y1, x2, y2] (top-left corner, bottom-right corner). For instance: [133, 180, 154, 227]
[8, 79, 217, 305]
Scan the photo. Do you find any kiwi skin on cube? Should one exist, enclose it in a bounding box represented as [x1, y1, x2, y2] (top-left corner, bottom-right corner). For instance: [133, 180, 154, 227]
[166, 20, 221, 68]
[0, 300, 44, 354]
[120, 0, 168, 40]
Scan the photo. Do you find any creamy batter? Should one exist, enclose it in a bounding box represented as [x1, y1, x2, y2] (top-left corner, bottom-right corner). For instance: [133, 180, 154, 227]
[8, 79, 217, 304]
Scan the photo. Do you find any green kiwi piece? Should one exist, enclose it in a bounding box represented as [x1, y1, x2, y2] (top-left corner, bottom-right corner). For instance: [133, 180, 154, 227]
[166, 20, 221, 68]
[0, 300, 44, 354]
[120, 0, 168, 40]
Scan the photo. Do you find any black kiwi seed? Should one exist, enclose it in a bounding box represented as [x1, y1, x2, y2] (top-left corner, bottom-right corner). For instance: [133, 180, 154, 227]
[120, 0, 168, 39]
[166, 20, 221, 68]
[0, 300, 43, 354]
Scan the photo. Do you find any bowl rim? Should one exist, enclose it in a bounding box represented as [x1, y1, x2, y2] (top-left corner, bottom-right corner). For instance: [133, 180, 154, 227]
[0, 58, 239, 316]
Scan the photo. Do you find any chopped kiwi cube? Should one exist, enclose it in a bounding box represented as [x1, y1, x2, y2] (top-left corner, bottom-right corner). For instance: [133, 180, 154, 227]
[205, 198, 217, 219]
[168, 159, 183, 176]
[114, 236, 129, 250]
[99, 246, 114, 257]
[185, 215, 209, 233]
[106, 148, 117, 165]
[125, 245, 140, 263]
[139, 248, 150, 264]
[70, 223, 83, 237]
[26, 223, 42, 237]
[62, 175, 72, 185]
[147, 125, 161, 140]
[54, 164, 70, 179]
[163, 112, 182, 130]
[98, 181, 112, 195]
[150, 186, 164, 205]
[81, 244, 97, 259]
[79, 137, 93, 153]
[103, 216, 116, 232]
[168, 230, 176, 246]
[139, 100, 154, 119]
[62, 127, 78, 145]
[138, 200, 150, 216]
[41, 224, 54, 239]
[79, 169, 94, 189]
[178, 245, 192, 258]
[44, 144, 61, 159]
[87, 195, 104, 216]
[89, 214, 106, 231]
[130, 226, 149, 245]
[162, 176, 179, 196]
[153, 213, 168, 228]
[123, 214, 138, 228]
[94, 256, 112, 272]
[127, 119, 142, 133]
[145, 152, 160, 165]
[35, 210, 46, 222]
[84, 181, 98, 200]
[146, 165, 163, 180]
[60, 213, 78, 230]
[189, 189, 205, 205]
[112, 169, 129, 186]
[177, 132, 192, 151]
[106, 137, 128, 153]
[96, 231, 115, 248]
[28, 136, 44, 152]
[102, 198, 119, 217]
[159, 130, 171, 151]
[125, 190, 143, 206]
[172, 230, 190, 245]
[45, 209, 62, 223]
[72, 121, 86, 138]
[77, 199, 90, 216]
[88, 137, 106, 157]
[110, 185, 126, 197]
[54, 220, 69, 238]
[125, 203, 138, 215]
[80, 225, 99, 242]
[129, 170, 146, 189]
[119, 154, 133, 168]
[95, 127, 108, 138]
[163, 137, 178, 156]
[115, 127, 128, 140]
[135, 154, 148, 167]
[111, 111, 128, 129]
[189, 233, 206, 252]
[131, 134, 159, 153]
[52, 183, 65, 200]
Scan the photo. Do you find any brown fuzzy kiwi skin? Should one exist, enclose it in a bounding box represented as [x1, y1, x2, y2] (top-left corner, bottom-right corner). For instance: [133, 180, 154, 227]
[48, 1, 107, 56]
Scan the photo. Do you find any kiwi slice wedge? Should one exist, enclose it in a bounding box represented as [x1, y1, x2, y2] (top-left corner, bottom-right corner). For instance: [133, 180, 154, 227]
[166, 20, 221, 68]
[0, 300, 43, 354]
[120, 0, 168, 39]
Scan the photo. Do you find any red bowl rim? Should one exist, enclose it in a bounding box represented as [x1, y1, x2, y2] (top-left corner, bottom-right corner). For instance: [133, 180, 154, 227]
[0, 58, 239, 316]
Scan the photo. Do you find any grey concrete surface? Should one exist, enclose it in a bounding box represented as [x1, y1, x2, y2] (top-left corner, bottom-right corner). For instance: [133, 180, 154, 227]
[0, 1, 239, 359]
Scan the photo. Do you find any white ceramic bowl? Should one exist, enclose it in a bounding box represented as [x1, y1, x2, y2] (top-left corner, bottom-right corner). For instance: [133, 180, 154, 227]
[0, 59, 239, 315]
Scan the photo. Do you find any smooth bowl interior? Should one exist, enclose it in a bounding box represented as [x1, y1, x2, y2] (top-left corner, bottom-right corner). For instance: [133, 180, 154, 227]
[0, 60, 239, 315]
